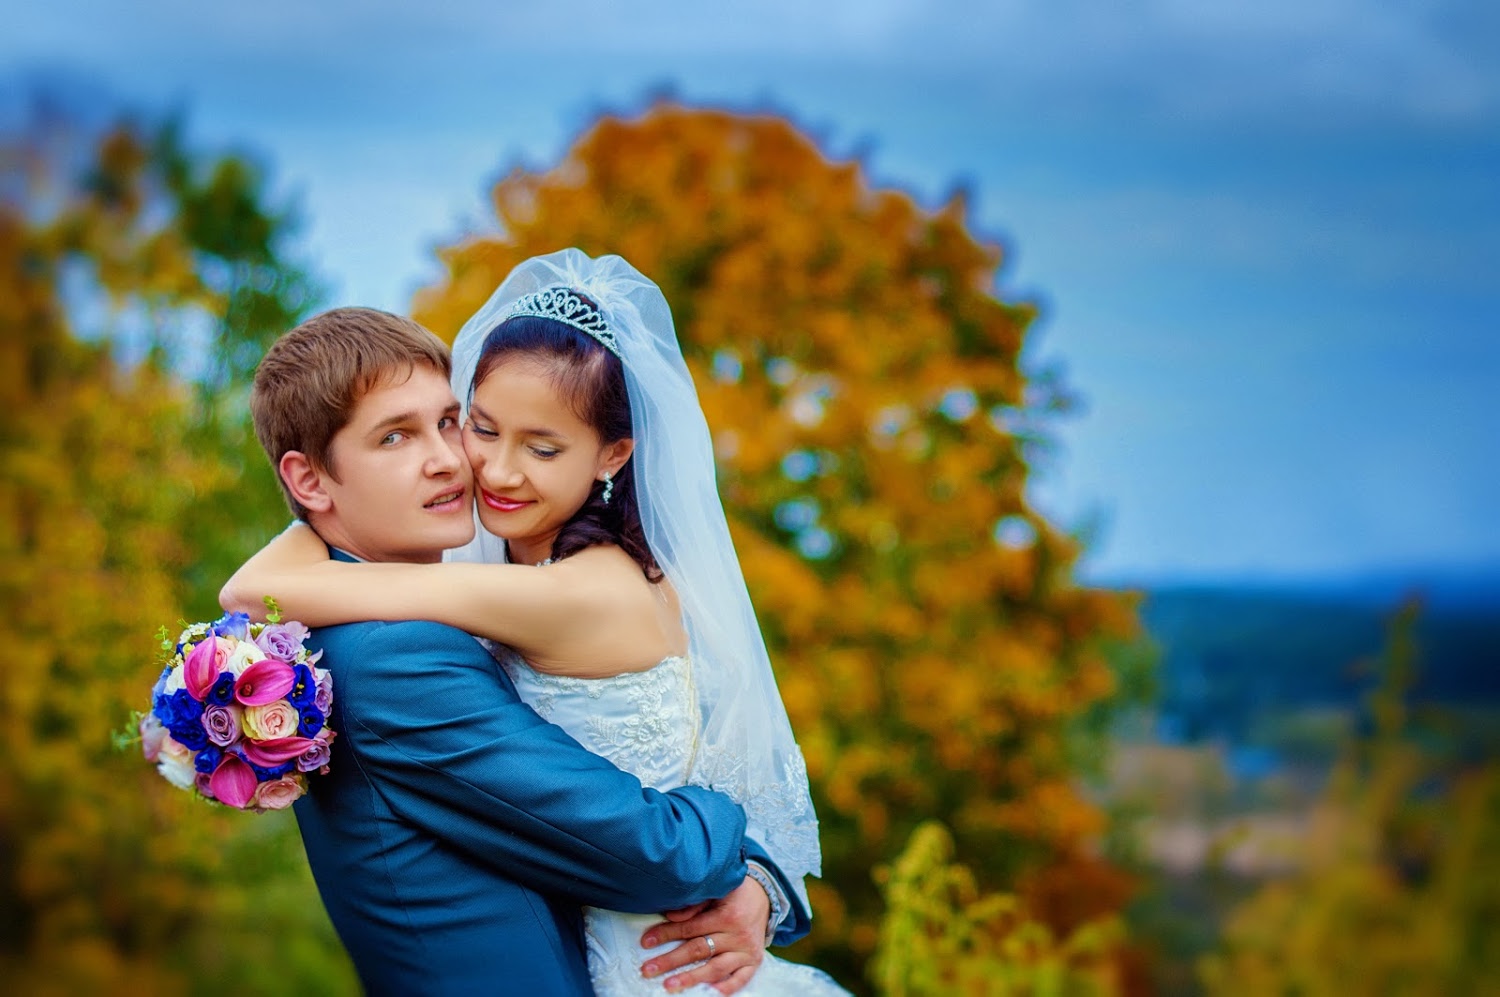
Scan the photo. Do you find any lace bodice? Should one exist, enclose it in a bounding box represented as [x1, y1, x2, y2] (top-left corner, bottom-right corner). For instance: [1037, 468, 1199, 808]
[490, 647, 846, 996]
[498, 653, 698, 793]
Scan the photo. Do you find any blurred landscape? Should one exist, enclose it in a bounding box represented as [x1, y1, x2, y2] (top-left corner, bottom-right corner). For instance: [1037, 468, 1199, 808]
[5, 7, 1498, 986]
[1098, 576, 1500, 991]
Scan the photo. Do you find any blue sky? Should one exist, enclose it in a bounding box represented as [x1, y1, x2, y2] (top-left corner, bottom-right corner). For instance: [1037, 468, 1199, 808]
[6, 1, 1497, 583]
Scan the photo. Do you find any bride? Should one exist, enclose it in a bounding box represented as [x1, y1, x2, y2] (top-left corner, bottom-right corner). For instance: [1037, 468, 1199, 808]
[223, 249, 848, 995]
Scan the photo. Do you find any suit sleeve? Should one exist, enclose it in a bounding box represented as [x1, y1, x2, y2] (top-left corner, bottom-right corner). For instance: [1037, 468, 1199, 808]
[339, 620, 749, 912]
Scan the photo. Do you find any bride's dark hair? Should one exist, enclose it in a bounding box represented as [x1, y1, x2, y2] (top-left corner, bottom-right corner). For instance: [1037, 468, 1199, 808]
[472, 303, 662, 581]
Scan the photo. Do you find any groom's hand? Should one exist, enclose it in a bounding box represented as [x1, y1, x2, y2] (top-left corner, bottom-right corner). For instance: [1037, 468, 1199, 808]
[639, 875, 769, 994]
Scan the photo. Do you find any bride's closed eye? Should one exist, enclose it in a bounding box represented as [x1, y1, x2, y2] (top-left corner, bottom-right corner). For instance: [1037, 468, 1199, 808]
[465, 420, 498, 439]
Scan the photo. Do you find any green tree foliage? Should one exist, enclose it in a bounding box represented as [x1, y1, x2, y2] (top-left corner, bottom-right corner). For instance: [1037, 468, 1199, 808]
[413, 103, 1143, 989]
[1199, 603, 1500, 995]
[1, 99, 350, 993]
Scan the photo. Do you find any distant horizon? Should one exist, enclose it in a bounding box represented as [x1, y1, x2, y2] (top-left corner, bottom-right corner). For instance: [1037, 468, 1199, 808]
[1091, 560, 1500, 599]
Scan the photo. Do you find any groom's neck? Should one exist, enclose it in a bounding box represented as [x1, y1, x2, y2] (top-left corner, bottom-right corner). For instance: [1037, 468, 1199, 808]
[305, 516, 444, 565]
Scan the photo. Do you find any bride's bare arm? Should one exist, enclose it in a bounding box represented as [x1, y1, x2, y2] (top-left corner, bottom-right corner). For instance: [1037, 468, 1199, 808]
[219, 525, 657, 677]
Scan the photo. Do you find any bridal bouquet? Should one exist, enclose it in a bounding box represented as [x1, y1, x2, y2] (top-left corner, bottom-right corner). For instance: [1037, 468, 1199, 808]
[138, 604, 335, 811]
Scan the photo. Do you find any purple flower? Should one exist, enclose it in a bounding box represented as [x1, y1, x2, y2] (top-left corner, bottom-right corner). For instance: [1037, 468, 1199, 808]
[254, 621, 311, 663]
[202, 703, 244, 747]
[314, 669, 333, 714]
[194, 771, 217, 800]
[140, 712, 168, 762]
[297, 729, 335, 773]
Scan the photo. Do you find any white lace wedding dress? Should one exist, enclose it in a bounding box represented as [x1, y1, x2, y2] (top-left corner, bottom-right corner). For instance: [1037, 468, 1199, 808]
[498, 652, 849, 996]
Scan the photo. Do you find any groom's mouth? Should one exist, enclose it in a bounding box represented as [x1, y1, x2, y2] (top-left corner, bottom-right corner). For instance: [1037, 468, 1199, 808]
[479, 488, 532, 513]
[423, 489, 467, 512]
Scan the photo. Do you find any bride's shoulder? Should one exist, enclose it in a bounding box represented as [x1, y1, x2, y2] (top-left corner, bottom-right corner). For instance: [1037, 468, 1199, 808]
[551, 544, 668, 595]
[544, 544, 685, 661]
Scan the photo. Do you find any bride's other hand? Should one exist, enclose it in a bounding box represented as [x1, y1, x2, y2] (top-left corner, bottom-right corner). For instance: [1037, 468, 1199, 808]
[219, 522, 331, 619]
[639, 876, 769, 994]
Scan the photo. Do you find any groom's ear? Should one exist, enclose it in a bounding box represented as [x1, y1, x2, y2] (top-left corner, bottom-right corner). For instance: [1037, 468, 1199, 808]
[279, 451, 334, 514]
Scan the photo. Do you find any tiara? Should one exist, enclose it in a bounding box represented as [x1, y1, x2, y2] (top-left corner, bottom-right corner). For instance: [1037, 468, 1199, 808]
[505, 285, 620, 356]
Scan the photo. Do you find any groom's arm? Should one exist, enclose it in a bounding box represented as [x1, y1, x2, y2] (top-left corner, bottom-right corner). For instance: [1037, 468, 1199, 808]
[340, 620, 749, 912]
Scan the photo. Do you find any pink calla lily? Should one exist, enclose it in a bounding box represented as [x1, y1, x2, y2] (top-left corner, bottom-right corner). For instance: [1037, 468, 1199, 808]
[184, 634, 221, 701]
[240, 736, 318, 767]
[234, 659, 296, 706]
[209, 754, 259, 809]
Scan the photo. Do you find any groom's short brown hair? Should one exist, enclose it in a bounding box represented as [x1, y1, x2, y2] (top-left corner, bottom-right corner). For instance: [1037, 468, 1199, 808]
[251, 307, 452, 517]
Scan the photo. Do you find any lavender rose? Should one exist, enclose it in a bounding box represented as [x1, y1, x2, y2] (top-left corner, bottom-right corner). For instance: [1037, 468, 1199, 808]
[194, 771, 217, 800]
[314, 668, 333, 714]
[297, 728, 336, 773]
[140, 712, 168, 762]
[201, 703, 244, 747]
[254, 621, 311, 663]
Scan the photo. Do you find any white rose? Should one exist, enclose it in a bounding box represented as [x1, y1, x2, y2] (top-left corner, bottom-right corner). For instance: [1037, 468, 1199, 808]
[162, 665, 187, 695]
[224, 638, 267, 677]
[156, 737, 197, 790]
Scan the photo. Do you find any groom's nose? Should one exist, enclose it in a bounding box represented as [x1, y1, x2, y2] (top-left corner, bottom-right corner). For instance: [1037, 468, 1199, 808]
[426, 436, 466, 477]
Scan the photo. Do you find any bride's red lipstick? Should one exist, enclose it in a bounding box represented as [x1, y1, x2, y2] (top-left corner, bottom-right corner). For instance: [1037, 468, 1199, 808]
[480, 488, 531, 513]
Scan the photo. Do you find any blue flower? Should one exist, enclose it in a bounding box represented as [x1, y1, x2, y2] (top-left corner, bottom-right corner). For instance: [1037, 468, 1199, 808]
[194, 745, 223, 773]
[297, 705, 326, 738]
[156, 689, 203, 728]
[249, 759, 295, 781]
[213, 611, 250, 641]
[207, 672, 237, 706]
[157, 690, 209, 750]
[168, 719, 210, 751]
[287, 664, 317, 709]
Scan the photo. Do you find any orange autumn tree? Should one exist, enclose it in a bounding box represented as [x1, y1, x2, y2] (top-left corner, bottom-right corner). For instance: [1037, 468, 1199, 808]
[413, 104, 1140, 987]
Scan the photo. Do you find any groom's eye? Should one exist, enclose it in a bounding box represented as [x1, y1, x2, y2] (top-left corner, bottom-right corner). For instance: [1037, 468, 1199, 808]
[380, 431, 406, 446]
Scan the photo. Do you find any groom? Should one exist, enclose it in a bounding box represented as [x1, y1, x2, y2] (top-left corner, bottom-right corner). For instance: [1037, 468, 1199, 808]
[241, 307, 808, 995]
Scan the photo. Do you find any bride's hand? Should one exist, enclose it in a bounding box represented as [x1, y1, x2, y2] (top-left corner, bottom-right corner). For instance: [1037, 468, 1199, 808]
[639, 876, 769, 994]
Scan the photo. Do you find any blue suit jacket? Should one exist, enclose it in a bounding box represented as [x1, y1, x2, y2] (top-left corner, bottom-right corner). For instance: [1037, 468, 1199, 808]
[295, 598, 807, 996]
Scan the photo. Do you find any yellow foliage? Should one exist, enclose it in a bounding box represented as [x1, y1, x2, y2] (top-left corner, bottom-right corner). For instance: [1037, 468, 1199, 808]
[872, 821, 1123, 995]
[2, 116, 354, 993]
[1200, 606, 1500, 995]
